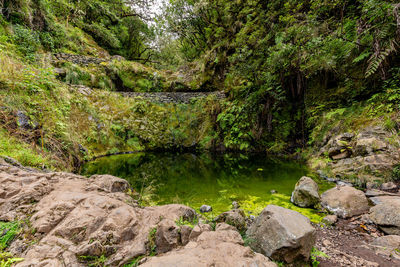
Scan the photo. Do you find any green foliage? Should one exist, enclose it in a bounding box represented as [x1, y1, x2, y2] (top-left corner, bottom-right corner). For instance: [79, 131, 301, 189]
[0, 252, 24, 267]
[123, 255, 145, 267]
[0, 129, 53, 169]
[12, 25, 40, 61]
[158, 0, 400, 151]
[78, 254, 107, 267]
[175, 216, 198, 229]
[1, 0, 154, 60]
[392, 164, 400, 181]
[311, 247, 329, 267]
[147, 227, 157, 256]
[0, 221, 23, 267]
[0, 221, 21, 250]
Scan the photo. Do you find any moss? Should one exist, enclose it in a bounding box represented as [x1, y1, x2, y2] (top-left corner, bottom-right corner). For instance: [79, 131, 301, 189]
[240, 194, 326, 223]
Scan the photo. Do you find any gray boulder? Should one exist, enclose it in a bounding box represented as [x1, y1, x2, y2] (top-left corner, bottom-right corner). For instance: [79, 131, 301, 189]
[370, 235, 400, 260]
[370, 199, 400, 235]
[291, 176, 320, 208]
[246, 205, 316, 263]
[371, 235, 400, 248]
[321, 186, 369, 218]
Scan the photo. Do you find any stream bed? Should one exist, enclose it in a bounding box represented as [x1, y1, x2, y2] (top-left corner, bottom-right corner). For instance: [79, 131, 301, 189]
[81, 152, 333, 222]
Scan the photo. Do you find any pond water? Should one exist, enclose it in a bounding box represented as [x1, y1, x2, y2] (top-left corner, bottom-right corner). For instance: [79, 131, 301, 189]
[81, 152, 333, 222]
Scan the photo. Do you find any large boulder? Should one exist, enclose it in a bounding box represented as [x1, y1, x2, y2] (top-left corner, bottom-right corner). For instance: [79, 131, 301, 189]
[0, 162, 200, 267]
[321, 186, 369, 218]
[246, 205, 316, 263]
[371, 235, 400, 248]
[141, 227, 277, 267]
[369, 198, 400, 235]
[291, 176, 320, 208]
[370, 235, 400, 260]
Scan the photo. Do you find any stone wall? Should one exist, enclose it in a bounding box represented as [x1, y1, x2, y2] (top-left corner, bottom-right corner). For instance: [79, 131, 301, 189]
[53, 53, 125, 66]
[53, 53, 107, 66]
[120, 91, 226, 104]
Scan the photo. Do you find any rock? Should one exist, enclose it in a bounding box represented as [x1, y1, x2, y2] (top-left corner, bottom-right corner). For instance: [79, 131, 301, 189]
[370, 235, 400, 260]
[155, 219, 180, 254]
[360, 214, 374, 225]
[370, 200, 400, 235]
[215, 223, 237, 232]
[246, 205, 316, 263]
[0, 162, 200, 266]
[369, 196, 400, 205]
[89, 174, 129, 193]
[371, 235, 400, 248]
[232, 201, 240, 209]
[332, 150, 351, 160]
[291, 176, 320, 208]
[325, 133, 354, 159]
[76, 241, 105, 257]
[381, 182, 397, 191]
[322, 215, 338, 225]
[321, 186, 369, 218]
[215, 209, 246, 231]
[355, 137, 388, 156]
[179, 225, 193, 246]
[16, 110, 31, 129]
[189, 224, 212, 241]
[316, 126, 400, 185]
[54, 68, 66, 77]
[199, 205, 212, 213]
[141, 229, 277, 267]
[365, 189, 398, 197]
[336, 181, 353, 187]
[3, 157, 23, 167]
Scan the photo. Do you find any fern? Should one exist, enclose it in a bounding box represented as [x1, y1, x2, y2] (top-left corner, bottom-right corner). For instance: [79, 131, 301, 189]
[366, 40, 397, 78]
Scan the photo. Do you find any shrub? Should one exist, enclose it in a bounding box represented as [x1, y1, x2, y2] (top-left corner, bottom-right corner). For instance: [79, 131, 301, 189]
[12, 25, 40, 61]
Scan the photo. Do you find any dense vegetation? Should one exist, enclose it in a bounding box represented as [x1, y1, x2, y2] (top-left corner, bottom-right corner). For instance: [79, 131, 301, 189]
[159, 0, 400, 151]
[1, 0, 400, 170]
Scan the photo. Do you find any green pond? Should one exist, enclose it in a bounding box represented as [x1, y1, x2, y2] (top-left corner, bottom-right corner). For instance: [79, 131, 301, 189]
[81, 152, 333, 222]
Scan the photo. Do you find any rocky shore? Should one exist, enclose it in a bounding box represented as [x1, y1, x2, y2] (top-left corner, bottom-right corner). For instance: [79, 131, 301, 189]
[1, 157, 400, 267]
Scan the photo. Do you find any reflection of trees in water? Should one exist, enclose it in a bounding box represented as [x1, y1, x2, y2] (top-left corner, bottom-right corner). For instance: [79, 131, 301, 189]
[82, 152, 308, 207]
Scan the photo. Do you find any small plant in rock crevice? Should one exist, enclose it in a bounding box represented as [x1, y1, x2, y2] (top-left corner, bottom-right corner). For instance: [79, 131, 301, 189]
[310, 247, 329, 267]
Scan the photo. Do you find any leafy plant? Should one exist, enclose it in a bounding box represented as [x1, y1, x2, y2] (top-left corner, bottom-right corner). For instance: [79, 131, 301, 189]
[78, 255, 107, 267]
[310, 247, 329, 267]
